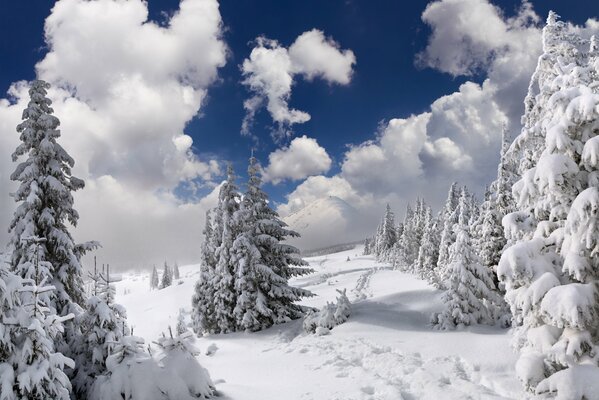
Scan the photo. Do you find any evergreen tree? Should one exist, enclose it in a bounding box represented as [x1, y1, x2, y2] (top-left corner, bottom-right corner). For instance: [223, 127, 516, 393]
[160, 262, 173, 289]
[173, 262, 180, 280]
[150, 265, 159, 290]
[499, 15, 599, 395]
[176, 308, 188, 336]
[415, 206, 440, 283]
[8, 79, 99, 391]
[71, 276, 128, 398]
[432, 193, 498, 330]
[0, 250, 73, 400]
[435, 184, 463, 288]
[232, 157, 313, 331]
[211, 165, 240, 333]
[192, 165, 240, 334]
[192, 211, 217, 334]
[373, 204, 397, 261]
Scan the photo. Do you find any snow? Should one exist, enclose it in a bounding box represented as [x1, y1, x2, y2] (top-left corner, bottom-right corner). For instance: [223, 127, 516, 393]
[114, 245, 521, 399]
[283, 196, 366, 251]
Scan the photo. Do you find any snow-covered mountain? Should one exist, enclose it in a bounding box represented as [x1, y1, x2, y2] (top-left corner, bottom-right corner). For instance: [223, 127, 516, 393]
[282, 196, 368, 251]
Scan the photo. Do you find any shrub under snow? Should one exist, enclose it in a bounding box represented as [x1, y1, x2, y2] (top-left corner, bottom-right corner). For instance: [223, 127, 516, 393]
[304, 289, 351, 335]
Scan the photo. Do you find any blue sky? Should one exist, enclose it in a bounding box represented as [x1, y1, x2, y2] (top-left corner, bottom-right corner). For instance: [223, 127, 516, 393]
[0, 0, 597, 267]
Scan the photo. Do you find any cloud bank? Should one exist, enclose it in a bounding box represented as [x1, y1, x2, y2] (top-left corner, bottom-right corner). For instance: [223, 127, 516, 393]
[0, 0, 227, 269]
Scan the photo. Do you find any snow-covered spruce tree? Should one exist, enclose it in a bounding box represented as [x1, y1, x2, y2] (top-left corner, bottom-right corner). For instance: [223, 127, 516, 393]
[71, 275, 128, 398]
[304, 288, 351, 335]
[160, 262, 172, 289]
[232, 157, 313, 331]
[150, 265, 159, 290]
[173, 262, 180, 280]
[363, 237, 373, 255]
[176, 308, 188, 336]
[396, 199, 427, 272]
[192, 210, 217, 334]
[436, 185, 472, 288]
[8, 79, 99, 389]
[9, 274, 74, 399]
[499, 19, 599, 395]
[415, 206, 440, 283]
[374, 204, 397, 261]
[435, 183, 460, 286]
[155, 330, 215, 399]
[510, 11, 584, 175]
[432, 191, 498, 330]
[193, 165, 240, 334]
[0, 252, 72, 400]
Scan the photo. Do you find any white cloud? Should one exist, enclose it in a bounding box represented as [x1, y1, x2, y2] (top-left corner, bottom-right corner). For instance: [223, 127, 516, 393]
[278, 0, 539, 225]
[0, 0, 227, 269]
[241, 29, 355, 138]
[288, 30, 355, 84]
[263, 135, 332, 184]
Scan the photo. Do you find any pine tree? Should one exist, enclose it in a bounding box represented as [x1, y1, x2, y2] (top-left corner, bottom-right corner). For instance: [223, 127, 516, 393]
[176, 308, 188, 336]
[71, 277, 128, 398]
[499, 15, 599, 395]
[435, 184, 464, 288]
[435, 183, 460, 285]
[150, 265, 159, 290]
[173, 262, 180, 280]
[0, 250, 73, 400]
[155, 330, 215, 398]
[211, 165, 241, 333]
[192, 165, 240, 334]
[415, 206, 440, 283]
[374, 204, 397, 261]
[8, 80, 100, 392]
[432, 192, 498, 330]
[192, 211, 217, 334]
[232, 157, 313, 331]
[160, 262, 173, 289]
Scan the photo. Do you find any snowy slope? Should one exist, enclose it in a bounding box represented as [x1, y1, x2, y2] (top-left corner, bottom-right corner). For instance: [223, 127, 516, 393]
[282, 196, 368, 251]
[115, 247, 521, 400]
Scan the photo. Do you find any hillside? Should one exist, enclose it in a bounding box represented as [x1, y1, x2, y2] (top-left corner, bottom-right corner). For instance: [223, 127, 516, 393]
[115, 246, 521, 400]
[282, 196, 368, 251]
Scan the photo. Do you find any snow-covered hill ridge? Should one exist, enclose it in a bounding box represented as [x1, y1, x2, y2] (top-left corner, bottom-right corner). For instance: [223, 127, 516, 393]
[282, 196, 368, 251]
[115, 246, 521, 399]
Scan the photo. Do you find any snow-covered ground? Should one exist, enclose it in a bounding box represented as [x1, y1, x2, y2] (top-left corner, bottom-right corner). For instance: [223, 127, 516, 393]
[115, 246, 522, 400]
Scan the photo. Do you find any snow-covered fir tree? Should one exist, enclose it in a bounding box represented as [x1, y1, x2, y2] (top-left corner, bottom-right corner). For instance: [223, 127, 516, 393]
[232, 157, 313, 331]
[192, 165, 240, 334]
[395, 199, 427, 271]
[8, 79, 99, 391]
[71, 275, 128, 398]
[0, 250, 73, 400]
[155, 330, 215, 399]
[150, 265, 159, 290]
[160, 262, 172, 289]
[432, 191, 498, 330]
[173, 262, 180, 280]
[435, 182, 460, 287]
[192, 210, 218, 334]
[499, 15, 599, 396]
[176, 308, 188, 336]
[373, 204, 397, 261]
[415, 206, 440, 283]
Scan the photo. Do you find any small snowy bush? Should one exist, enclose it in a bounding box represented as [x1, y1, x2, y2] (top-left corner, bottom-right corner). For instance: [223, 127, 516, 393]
[304, 289, 351, 334]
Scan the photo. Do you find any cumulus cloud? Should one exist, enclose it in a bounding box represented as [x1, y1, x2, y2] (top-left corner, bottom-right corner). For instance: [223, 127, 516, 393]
[263, 135, 332, 184]
[280, 0, 540, 231]
[0, 0, 227, 269]
[241, 29, 355, 138]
